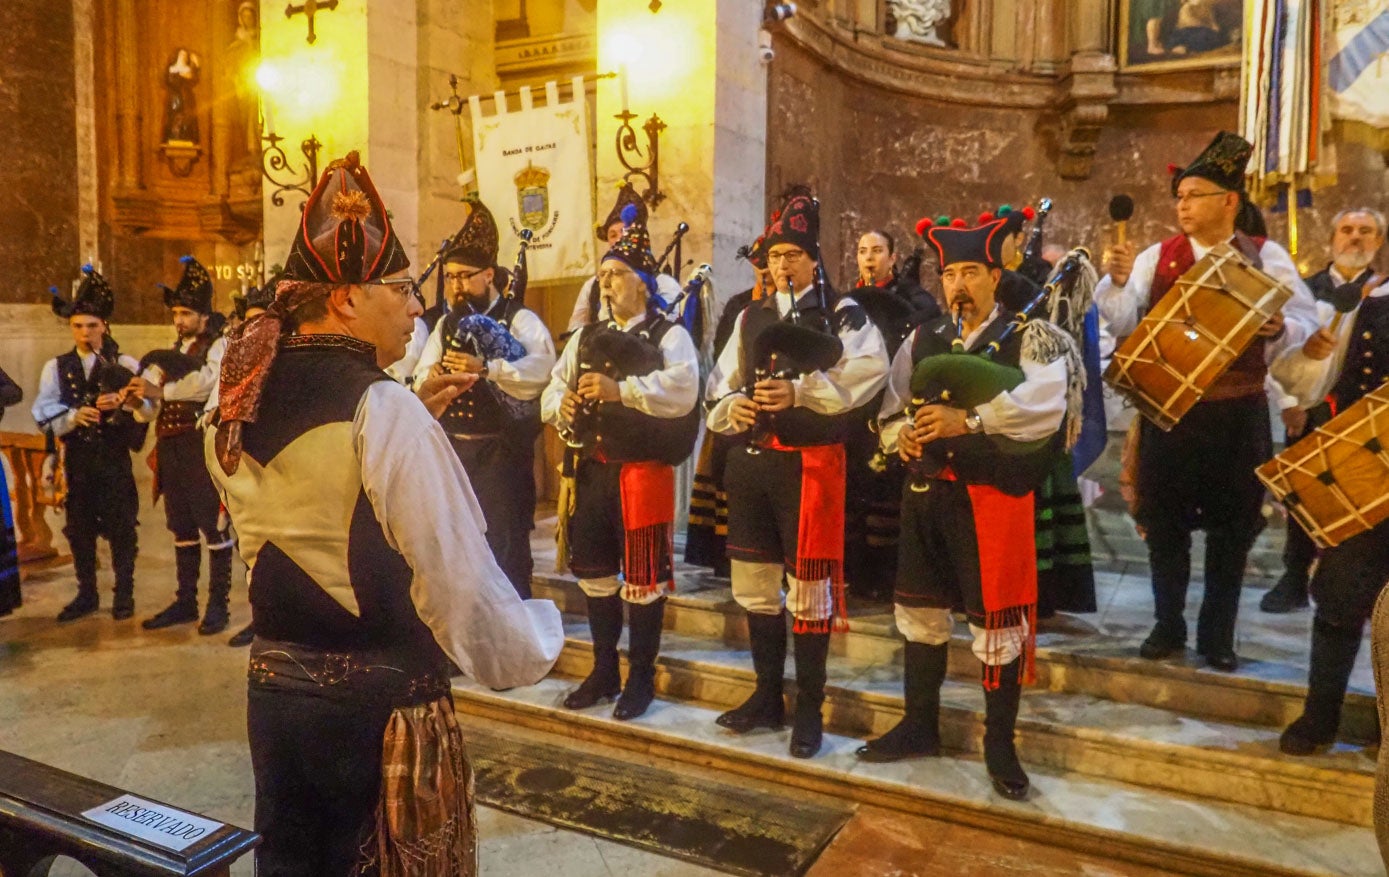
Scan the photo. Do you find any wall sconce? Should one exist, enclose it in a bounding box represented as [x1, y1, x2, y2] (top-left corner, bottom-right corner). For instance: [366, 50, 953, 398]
[261, 128, 321, 208]
[613, 69, 665, 208]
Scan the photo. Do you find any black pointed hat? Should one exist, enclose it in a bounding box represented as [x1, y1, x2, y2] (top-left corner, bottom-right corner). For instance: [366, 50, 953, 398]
[763, 194, 820, 261]
[596, 182, 647, 239]
[1170, 131, 1252, 194]
[50, 263, 115, 320]
[445, 197, 500, 268]
[283, 151, 411, 284]
[922, 218, 1011, 269]
[161, 255, 214, 313]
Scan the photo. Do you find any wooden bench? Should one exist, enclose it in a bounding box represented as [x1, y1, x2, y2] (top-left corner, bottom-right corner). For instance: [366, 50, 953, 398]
[0, 750, 257, 876]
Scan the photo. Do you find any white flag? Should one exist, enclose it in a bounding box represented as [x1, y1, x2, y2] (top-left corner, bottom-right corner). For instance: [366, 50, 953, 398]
[470, 78, 595, 282]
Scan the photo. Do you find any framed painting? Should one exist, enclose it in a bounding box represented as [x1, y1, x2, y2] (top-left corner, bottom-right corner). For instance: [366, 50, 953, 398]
[1119, 0, 1243, 71]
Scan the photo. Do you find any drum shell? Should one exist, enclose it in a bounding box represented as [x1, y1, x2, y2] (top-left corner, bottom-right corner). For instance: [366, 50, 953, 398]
[1257, 383, 1389, 548]
[1105, 242, 1291, 430]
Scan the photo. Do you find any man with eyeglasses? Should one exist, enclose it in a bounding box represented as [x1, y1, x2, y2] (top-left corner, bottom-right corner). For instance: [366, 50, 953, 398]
[1096, 131, 1322, 672]
[206, 153, 561, 875]
[706, 192, 890, 759]
[412, 196, 556, 598]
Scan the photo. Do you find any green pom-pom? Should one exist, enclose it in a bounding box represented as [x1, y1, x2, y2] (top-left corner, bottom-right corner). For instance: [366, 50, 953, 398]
[998, 203, 1013, 215]
[935, 214, 950, 226]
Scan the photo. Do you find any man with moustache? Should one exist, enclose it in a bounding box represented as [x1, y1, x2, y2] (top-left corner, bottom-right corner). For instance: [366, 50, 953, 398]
[412, 196, 556, 598]
[1261, 208, 1386, 613]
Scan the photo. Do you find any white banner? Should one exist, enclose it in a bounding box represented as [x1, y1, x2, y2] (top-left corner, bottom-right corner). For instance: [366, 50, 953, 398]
[471, 78, 595, 282]
[1328, 1, 1389, 130]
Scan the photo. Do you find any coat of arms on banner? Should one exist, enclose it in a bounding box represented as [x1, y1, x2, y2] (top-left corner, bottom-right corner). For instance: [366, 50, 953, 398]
[515, 162, 552, 232]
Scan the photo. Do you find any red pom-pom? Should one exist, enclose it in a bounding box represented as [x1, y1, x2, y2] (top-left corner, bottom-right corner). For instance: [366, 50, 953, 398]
[915, 217, 933, 236]
[978, 212, 995, 224]
[950, 217, 967, 228]
[1021, 206, 1036, 221]
[1167, 163, 1182, 176]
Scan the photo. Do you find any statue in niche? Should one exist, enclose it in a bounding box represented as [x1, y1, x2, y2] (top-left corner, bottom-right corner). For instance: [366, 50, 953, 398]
[162, 48, 202, 144]
[226, 0, 261, 159]
[886, 0, 953, 48]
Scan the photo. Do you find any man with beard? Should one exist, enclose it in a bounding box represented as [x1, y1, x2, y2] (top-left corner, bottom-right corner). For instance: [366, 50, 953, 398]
[140, 256, 236, 634]
[413, 196, 555, 598]
[33, 265, 154, 621]
[1261, 208, 1386, 613]
[208, 152, 561, 874]
[1098, 131, 1321, 671]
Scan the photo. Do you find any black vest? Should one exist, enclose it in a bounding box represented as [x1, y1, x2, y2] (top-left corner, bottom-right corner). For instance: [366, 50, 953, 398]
[908, 311, 1058, 496]
[573, 316, 700, 465]
[436, 303, 534, 437]
[737, 289, 868, 447]
[1333, 294, 1389, 410]
[155, 334, 215, 439]
[227, 335, 446, 674]
[54, 350, 145, 453]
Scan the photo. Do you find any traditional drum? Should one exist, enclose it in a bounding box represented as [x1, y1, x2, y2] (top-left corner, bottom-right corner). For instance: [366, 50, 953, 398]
[1105, 242, 1293, 430]
[1257, 383, 1389, 548]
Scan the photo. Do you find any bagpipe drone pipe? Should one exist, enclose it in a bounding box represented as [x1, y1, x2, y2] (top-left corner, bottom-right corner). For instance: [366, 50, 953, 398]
[903, 247, 1093, 496]
[567, 322, 700, 466]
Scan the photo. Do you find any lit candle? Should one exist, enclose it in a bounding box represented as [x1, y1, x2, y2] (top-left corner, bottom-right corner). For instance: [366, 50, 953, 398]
[619, 66, 629, 115]
[262, 100, 275, 137]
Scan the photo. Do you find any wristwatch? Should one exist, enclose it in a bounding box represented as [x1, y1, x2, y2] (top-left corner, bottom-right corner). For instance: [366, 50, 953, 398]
[964, 409, 983, 434]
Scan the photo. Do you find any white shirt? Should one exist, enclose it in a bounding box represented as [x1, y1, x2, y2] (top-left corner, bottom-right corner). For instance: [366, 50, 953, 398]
[704, 289, 890, 435]
[206, 379, 564, 690]
[386, 318, 430, 386]
[413, 301, 557, 403]
[159, 335, 226, 404]
[565, 273, 684, 335]
[876, 308, 1070, 454]
[541, 312, 700, 429]
[1094, 234, 1325, 408]
[32, 350, 156, 436]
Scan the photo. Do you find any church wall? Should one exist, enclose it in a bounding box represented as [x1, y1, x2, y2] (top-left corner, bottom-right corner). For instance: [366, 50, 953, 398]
[0, 1, 80, 308]
[767, 34, 1389, 295]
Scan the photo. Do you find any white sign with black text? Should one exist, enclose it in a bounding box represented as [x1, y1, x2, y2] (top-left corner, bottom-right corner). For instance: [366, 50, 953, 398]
[81, 794, 222, 852]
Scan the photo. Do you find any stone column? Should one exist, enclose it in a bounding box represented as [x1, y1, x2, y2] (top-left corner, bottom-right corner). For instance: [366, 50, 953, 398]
[596, 0, 768, 303]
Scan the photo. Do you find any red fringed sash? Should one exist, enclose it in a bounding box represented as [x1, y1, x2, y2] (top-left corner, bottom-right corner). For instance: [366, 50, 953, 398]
[792, 444, 848, 634]
[619, 461, 675, 599]
[965, 484, 1038, 690]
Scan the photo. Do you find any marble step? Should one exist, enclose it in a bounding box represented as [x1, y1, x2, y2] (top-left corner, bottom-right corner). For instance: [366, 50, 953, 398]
[453, 676, 1382, 877]
[530, 571, 1379, 741]
[544, 617, 1375, 828]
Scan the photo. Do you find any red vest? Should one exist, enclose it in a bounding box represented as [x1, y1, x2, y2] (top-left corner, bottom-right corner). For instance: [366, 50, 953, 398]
[1149, 232, 1269, 401]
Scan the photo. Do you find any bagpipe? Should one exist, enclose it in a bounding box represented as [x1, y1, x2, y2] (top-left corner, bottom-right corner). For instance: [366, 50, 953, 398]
[744, 262, 849, 452]
[59, 339, 147, 452]
[565, 321, 700, 466]
[442, 230, 535, 420]
[900, 247, 1093, 496]
[661, 263, 717, 366]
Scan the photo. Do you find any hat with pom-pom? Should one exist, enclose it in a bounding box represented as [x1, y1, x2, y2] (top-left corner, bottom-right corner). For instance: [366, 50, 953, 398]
[922, 217, 1012, 270]
[445, 196, 500, 269]
[51, 263, 115, 320]
[282, 151, 410, 284]
[600, 202, 659, 291]
[596, 181, 648, 239]
[1170, 131, 1252, 195]
[161, 255, 214, 314]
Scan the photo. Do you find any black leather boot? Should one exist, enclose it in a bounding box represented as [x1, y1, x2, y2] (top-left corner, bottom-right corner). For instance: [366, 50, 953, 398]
[143, 544, 201, 630]
[57, 585, 99, 623]
[716, 610, 787, 732]
[982, 658, 1029, 800]
[58, 527, 100, 622]
[1280, 618, 1362, 755]
[564, 594, 624, 709]
[228, 622, 256, 647]
[790, 630, 830, 759]
[614, 597, 665, 721]
[109, 528, 138, 620]
[199, 547, 233, 635]
[857, 641, 947, 762]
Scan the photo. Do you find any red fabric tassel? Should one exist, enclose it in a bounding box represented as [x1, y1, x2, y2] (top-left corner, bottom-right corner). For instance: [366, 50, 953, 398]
[792, 445, 848, 634]
[966, 484, 1038, 690]
[619, 462, 675, 599]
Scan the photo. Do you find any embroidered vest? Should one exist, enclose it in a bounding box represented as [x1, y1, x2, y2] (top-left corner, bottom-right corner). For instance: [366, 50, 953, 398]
[156, 334, 214, 439]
